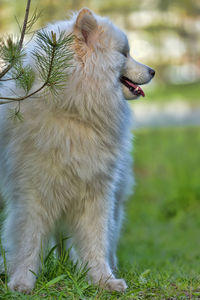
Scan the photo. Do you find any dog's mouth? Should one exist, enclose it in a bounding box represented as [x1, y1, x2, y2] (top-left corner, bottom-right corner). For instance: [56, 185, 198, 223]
[120, 76, 145, 98]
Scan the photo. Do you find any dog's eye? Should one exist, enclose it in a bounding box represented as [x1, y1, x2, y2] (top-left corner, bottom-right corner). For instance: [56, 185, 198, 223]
[122, 52, 128, 58]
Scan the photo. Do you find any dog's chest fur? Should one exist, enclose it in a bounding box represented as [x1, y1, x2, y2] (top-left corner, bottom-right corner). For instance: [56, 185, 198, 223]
[5, 102, 130, 214]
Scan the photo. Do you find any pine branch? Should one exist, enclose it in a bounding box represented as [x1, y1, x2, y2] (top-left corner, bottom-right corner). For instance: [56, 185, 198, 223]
[8, 105, 24, 121]
[0, 36, 25, 80]
[0, 80, 46, 104]
[0, 0, 73, 107]
[0, 0, 31, 80]
[0, 10, 41, 83]
[0, 71, 24, 82]
[0, 31, 73, 105]
[19, 0, 31, 50]
[0, 64, 12, 79]
[25, 8, 42, 35]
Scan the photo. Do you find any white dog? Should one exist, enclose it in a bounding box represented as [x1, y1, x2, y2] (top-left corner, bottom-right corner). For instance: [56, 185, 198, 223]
[0, 8, 155, 293]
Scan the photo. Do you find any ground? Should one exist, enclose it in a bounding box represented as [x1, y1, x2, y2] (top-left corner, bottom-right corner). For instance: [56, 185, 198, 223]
[0, 126, 200, 299]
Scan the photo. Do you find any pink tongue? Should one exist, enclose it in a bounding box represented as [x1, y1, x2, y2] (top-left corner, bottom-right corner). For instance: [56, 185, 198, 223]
[126, 79, 145, 97]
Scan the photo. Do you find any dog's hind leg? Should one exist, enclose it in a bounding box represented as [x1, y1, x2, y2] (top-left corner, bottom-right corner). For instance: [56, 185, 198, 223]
[2, 197, 49, 293]
[109, 157, 134, 272]
[108, 201, 124, 272]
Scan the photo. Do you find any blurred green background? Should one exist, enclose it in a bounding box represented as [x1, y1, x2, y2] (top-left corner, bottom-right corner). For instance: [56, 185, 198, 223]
[0, 1, 200, 297]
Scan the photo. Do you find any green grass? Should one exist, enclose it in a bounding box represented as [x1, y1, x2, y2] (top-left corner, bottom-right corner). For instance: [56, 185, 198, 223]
[145, 81, 200, 103]
[0, 126, 200, 299]
[119, 126, 200, 298]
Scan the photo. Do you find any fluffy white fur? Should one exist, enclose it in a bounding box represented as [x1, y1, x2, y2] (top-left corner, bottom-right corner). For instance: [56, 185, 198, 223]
[0, 8, 154, 293]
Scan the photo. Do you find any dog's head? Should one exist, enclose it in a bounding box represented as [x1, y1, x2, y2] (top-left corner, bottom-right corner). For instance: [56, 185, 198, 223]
[73, 8, 155, 100]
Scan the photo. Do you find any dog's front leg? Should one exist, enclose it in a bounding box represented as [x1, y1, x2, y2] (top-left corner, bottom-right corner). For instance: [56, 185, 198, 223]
[69, 192, 127, 292]
[1, 200, 48, 293]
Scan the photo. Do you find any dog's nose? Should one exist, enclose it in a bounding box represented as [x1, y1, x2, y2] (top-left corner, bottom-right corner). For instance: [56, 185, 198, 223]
[149, 68, 155, 78]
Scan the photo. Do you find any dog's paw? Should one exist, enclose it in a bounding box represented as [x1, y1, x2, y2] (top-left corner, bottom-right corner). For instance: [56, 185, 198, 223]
[103, 278, 127, 292]
[8, 278, 34, 294]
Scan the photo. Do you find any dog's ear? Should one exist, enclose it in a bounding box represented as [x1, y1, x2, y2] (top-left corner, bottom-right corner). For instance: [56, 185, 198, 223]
[74, 8, 98, 45]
